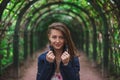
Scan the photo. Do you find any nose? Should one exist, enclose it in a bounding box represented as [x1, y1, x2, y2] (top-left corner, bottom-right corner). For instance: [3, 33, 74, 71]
[56, 37, 60, 42]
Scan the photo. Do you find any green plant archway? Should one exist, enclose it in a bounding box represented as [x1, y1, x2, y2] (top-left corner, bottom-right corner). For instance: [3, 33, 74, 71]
[0, 0, 120, 79]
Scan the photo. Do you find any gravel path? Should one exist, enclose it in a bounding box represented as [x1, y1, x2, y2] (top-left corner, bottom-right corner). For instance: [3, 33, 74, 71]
[20, 51, 105, 80]
[80, 53, 105, 80]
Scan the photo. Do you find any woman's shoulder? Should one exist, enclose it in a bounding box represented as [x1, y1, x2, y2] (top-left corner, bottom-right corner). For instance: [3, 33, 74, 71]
[72, 56, 80, 63]
[38, 51, 48, 60]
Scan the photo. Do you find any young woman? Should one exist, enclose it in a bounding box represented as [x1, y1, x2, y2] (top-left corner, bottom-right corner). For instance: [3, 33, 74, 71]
[36, 22, 80, 80]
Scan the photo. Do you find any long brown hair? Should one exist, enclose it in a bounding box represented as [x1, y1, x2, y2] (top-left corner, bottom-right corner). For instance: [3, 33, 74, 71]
[47, 22, 79, 59]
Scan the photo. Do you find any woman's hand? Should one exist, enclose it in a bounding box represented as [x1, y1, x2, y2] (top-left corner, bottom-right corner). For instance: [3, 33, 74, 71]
[46, 51, 55, 63]
[61, 51, 70, 65]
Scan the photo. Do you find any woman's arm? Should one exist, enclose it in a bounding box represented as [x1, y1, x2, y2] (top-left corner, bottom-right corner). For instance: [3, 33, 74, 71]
[36, 53, 54, 80]
[60, 57, 80, 80]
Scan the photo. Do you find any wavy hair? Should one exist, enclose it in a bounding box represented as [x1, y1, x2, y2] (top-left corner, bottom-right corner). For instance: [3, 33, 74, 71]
[47, 22, 79, 59]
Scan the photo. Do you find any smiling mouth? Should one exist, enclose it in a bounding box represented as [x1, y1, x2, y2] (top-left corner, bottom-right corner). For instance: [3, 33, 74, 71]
[55, 45, 61, 47]
[54, 44, 62, 48]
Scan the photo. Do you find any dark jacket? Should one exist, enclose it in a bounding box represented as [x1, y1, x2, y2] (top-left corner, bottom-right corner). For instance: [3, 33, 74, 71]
[36, 51, 80, 80]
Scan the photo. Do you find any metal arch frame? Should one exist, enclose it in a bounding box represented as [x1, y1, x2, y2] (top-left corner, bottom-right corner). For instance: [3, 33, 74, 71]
[1, 0, 99, 76]
[22, 2, 99, 72]
[28, 8, 87, 50]
[15, 1, 91, 33]
[27, 3, 91, 55]
[0, 0, 10, 20]
[33, 12, 84, 49]
[2, 1, 98, 78]
[0, 0, 119, 78]
[88, 0, 109, 70]
[12, 0, 38, 78]
[30, 9, 86, 48]
[31, 9, 87, 50]
[40, 10, 95, 57]
[29, 3, 97, 57]
[15, 5, 87, 62]
[12, 1, 91, 60]
[34, 9, 86, 30]
[12, 2, 98, 77]
[22, 2, 89, 31]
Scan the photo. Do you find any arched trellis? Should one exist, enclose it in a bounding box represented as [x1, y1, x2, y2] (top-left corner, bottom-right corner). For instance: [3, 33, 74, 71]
[22, 1, 98, 59]
[12, 0, 89, 72]
[0, 1, 102, 78]
[24, 10, 85, 56]
[94, 0, 119, 76]
[0, 0, 99, 57]
[28, 10, 87, 57]
[23, 8, 87, 49]
[0, 0, 120, 79]
[34, 12, 84, 48]
[88, 0, 109, 73]
[32, 9, 89, 53]
[0, 0, 10, 20]
[28, 1, 98, 64]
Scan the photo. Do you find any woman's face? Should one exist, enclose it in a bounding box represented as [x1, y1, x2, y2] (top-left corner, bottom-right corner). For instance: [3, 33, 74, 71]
[48, 29, 65, 50]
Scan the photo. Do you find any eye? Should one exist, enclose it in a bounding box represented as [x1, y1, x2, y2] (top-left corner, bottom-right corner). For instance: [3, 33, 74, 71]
[59, 36, 64, 39]
[52, 35, 57, 39]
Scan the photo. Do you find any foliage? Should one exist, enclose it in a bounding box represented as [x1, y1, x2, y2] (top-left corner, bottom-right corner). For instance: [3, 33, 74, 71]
[0, 0, 120, 78]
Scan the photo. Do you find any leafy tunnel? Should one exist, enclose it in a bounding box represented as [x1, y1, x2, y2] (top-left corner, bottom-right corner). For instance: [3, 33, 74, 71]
[0, 0, 120, 79]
